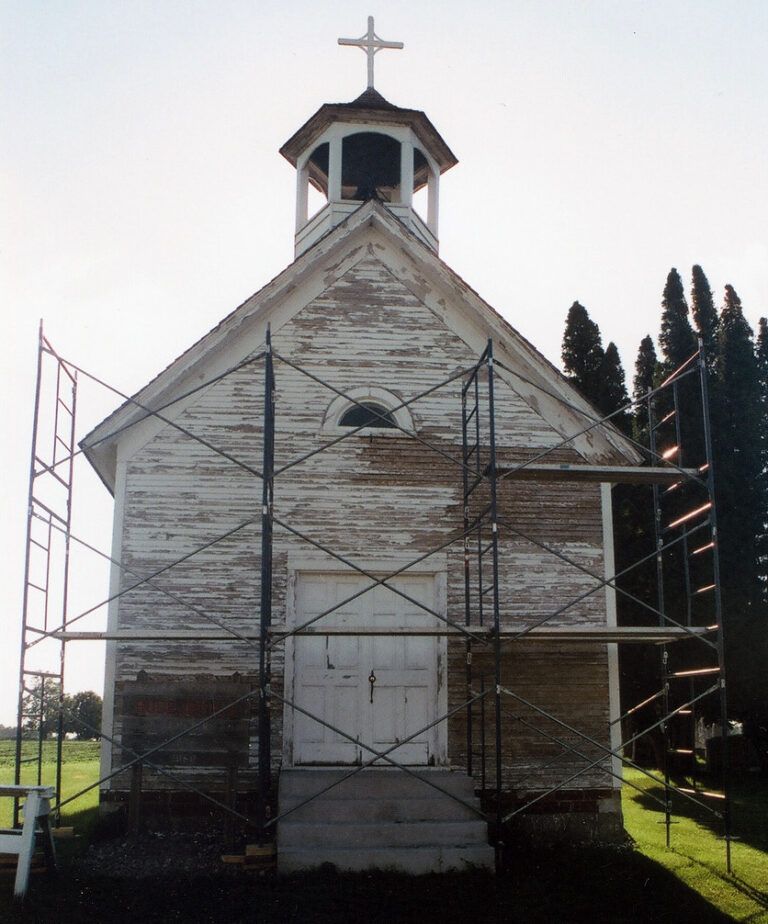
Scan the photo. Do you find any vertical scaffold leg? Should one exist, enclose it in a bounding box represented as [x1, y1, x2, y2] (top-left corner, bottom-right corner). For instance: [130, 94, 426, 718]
[485, 341, 504, 873]
[257, 326, 275, 844]
[698, 343, 732, 874]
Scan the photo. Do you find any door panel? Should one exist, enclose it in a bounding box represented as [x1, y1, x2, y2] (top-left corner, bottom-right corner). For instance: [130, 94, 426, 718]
[292, 572, 441, 766]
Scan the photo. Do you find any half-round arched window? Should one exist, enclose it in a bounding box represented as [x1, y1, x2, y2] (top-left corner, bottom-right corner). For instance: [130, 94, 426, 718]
[338, 402, 397, 429]
[322, 387, 415, 436]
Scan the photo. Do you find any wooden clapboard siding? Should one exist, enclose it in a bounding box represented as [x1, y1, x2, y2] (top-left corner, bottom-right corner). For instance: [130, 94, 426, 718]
[447, 642, 611, 791]
[108, 253, 612, 794]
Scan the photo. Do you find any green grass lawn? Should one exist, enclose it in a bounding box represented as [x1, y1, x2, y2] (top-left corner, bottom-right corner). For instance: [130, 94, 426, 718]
[623, 768, 768, 922]
[0, 740, 100, 834]
[0, 743, 766, 922]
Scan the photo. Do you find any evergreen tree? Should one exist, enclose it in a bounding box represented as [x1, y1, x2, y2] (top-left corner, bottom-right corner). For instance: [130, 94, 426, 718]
[657, 269, 701, 465]
[756, 318, 768, 600]
[691, 265, 723, 477]
[757, 317, 768, 403]
[690, 264, 718, 365]
[615, 335, 661, 743]
[632, 335, 659, 443]
[561, 301, 605, 409]
[598, 342, 631, 433]
[659, 268, 697, 371]
[757, 316, 768, 415]
[618, 275, 699, 738]
[716, 285, 763, 613]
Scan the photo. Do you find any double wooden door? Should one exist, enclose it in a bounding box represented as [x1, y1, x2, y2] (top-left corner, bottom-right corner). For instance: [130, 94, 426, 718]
[291, 573, 441, 766]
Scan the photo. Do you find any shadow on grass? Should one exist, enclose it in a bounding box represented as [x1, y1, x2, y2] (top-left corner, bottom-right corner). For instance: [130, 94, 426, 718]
[500, 842, 734, 923]
[629, 773, 768, 856]
[628, 773, 768, 916]
[1, 841, 736, 924]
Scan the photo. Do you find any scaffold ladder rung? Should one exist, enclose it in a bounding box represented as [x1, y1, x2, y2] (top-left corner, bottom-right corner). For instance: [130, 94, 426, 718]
[678, 787, 726, 800]
[15, 324, 77, 830]
[665, 502, 713, 531]
[668, 667, 720, 678]
[653, 409, 677, 428]
[691, 542, 715, 557]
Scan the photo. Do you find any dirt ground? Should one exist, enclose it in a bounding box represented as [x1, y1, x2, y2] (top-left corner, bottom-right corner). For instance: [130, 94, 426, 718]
[1, 834, 734, 923]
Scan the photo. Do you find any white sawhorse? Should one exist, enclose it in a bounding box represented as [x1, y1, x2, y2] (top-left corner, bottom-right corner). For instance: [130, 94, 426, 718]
[0, 785, 57, 899]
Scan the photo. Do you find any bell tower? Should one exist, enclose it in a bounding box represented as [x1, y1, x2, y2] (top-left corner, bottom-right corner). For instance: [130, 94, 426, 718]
[279, 17, 457, 257]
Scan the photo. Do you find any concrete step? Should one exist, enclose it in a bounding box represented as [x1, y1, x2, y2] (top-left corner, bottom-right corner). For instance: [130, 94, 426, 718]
[279, 820, 489, 850]
[278, 768, 476, 801]
[278, 844, 495, 874]
[279, 795, 481, 823]
[276, 769, 493, 874]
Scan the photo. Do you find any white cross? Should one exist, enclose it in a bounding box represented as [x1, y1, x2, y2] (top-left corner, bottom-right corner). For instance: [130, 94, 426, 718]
[338, 16, 404, 90]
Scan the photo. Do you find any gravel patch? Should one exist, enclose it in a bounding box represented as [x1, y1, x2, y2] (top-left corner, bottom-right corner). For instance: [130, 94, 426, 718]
[73, 832, 255, 879]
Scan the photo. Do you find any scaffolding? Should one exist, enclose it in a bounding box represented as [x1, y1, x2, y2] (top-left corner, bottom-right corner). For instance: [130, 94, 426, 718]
[14, 324, 77, 828]
[14, 322, 733, 873]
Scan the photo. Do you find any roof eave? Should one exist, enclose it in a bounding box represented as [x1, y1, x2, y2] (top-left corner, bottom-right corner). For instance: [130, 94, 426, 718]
[279, 104, 458, 174]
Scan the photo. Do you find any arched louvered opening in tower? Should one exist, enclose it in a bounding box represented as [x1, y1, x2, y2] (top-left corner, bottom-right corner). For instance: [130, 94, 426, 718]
[341, 132, 401, 203]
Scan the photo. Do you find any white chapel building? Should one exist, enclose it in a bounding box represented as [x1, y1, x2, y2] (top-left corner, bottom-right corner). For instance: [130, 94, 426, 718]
[83, 20, 639, 872]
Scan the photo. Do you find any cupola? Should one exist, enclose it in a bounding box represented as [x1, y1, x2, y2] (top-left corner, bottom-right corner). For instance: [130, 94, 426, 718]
[279, 17, 457, 257]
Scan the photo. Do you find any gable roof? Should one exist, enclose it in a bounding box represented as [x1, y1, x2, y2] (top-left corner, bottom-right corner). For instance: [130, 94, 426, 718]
[81, 201, 641, 493]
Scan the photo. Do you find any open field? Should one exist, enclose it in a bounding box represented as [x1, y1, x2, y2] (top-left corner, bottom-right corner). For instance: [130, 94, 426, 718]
[0, 741, 100, 833]
[0, 743, 766, 922]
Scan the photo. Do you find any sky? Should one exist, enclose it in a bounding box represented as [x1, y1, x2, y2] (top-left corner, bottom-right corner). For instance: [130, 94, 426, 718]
[1, 1, 766, 725]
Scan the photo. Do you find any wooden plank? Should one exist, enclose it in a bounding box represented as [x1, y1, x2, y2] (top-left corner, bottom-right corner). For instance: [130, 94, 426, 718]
[245, 843, 275, 858]
[52, 630, 259, 641]
[496, 626, 712, 643]
[496, 462, 700, 485]
[0, 786, 55, 799]
[14, 790, 40, 897]
[283, 626, 711, 643]
[0, 833, 22, 854]
[56, 626, 710, 643]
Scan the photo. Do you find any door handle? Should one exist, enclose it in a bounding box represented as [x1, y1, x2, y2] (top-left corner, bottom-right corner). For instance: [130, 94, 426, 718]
[368, 670, 376, 703]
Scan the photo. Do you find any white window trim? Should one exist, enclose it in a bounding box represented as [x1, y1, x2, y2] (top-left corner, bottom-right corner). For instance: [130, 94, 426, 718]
[321, 386, 415, 437]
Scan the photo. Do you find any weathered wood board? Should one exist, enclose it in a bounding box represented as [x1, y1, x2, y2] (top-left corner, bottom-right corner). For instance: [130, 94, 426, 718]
[101, 252, 618, 807]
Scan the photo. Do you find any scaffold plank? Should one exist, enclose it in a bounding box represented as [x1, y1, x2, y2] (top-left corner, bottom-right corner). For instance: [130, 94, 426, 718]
[496, 462, 699, 485]
[50, 625, 712, 643]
